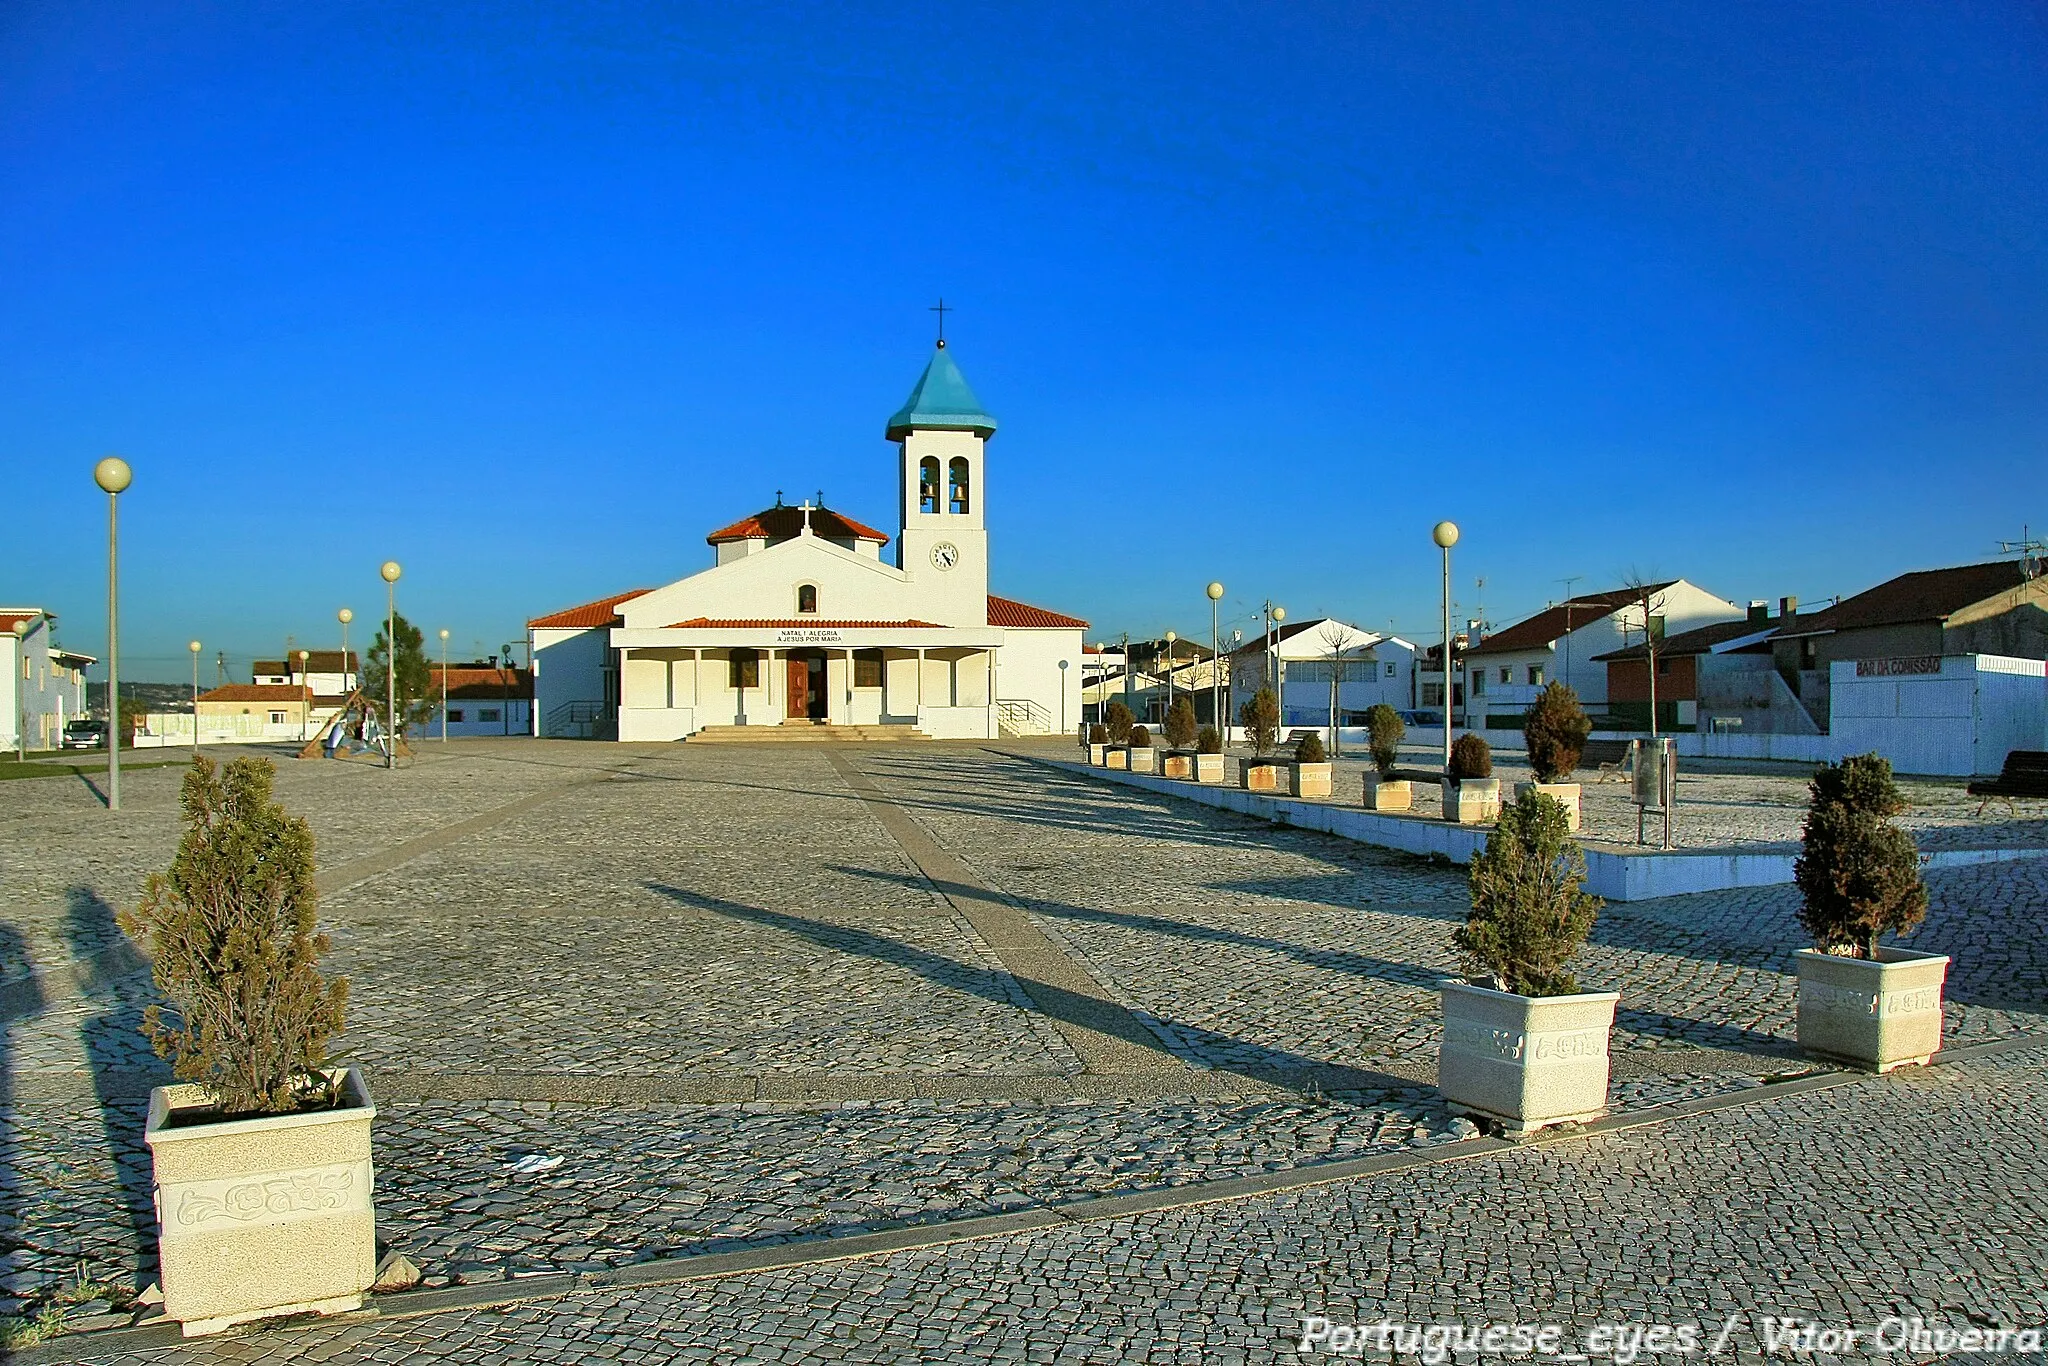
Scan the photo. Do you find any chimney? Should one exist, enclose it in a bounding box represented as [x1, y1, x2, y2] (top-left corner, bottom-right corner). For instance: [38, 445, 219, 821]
[1466, 617, 1483, 646]
[1747, 600, 1768, 626]
[1779, 595, 1798, 627]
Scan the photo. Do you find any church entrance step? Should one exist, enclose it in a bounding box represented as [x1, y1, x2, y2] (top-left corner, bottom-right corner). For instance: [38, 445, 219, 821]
[685, 724, 931, 743]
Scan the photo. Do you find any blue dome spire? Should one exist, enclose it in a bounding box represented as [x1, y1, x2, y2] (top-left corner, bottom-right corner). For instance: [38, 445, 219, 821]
[885, 344, 998, 442]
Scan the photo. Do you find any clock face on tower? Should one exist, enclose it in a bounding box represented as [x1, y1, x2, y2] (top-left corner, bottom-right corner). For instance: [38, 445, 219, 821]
[930, 541, 960, 571]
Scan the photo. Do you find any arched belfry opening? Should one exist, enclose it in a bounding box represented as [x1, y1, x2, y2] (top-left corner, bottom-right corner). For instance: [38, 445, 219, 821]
[948, 457, 971, 515]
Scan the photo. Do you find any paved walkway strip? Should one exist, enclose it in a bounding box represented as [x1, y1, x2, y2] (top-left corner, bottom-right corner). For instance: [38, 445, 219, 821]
[27, 1035, 2046, 1366]
[825, 751, 1186, 1077]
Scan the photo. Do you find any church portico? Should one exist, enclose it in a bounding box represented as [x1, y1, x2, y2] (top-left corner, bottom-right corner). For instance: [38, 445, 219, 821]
[612, 625, 1006, 741]
[531, 338, 1086, 741]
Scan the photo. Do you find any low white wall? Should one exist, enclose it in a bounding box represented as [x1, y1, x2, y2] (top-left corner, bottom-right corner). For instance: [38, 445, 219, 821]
[618, 706, 696, 741]
[918, 705, 995, 740]
[1039, 758, 2048, 902]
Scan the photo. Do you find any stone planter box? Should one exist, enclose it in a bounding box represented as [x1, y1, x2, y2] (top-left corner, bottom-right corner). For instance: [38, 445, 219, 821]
[1105, 747, 1129, 770]
[1444, 778, 1501, 824]
[1795, 946, 1950, 1072]
[1438, 982, 1618, 1137]
[1513, 781, 1582, 831]
[1286, 761, 1333, 798]
[144, 1067, 378, 1336]
[1086, 743, 1108, 765]
[1364, 777, 1412, 812]
[1160, 752, 1195, 780]
[1126, 745, 1157, 773]
[1192, 752, 1225, 784]
[1240, 759, 1283, 792]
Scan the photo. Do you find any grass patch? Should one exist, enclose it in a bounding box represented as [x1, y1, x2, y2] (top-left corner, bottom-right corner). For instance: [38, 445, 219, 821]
[0, 757, 190, 782]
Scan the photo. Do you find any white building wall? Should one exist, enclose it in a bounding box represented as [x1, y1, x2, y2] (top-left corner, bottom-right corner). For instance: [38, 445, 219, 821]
[531, 626, 611, 737]
[1829, 654, 2048, 776]
[1, 617, 86, 750]
[993, 628, 1084, 735]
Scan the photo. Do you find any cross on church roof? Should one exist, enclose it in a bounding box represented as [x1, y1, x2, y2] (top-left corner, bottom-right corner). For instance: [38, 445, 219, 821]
[930, 297, 951, 348]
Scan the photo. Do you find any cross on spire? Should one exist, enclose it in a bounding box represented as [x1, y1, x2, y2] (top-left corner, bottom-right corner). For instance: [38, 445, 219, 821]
[929, 297, 951, 348]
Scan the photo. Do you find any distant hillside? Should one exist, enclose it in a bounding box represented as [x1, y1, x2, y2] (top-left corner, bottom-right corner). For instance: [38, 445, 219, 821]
[86, 681, 198, 716]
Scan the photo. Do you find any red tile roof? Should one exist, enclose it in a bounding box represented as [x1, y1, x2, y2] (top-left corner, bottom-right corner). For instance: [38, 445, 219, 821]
[431, 665, 534, 700]
[1777, 561, 2038, 637]
[0, 610, 48, 634]
[254, 650, 358, 674]
[1592, 617, 1778, 662]
[987, 594, 1088, 628]
[666, 618, 948, 630]
[1467, 584, 1676, 656]
[528, 589, 651, 630]
[198, 684, 314, 703]
[706, 505, 890, 545]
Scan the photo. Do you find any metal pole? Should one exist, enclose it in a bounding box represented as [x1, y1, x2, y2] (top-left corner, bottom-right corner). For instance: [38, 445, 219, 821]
[1433, 522, 1459, 771]
[381, 562, 401, 770]
[189, 640, 201, 755]
[439, 630, 449, 742]
[298, 650, 309, 742]
[94, 458, 131, 810]
[12, 620, 25, 762]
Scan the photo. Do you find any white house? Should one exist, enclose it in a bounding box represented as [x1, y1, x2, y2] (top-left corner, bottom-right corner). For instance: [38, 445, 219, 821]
[528, 343, 1088, 741]
[2, 608, 94, 750]
[1464, 580, 1741, 722]
[255, 650, 359, 696]
[1227, 618, 1419, 729]
[417, 664, 534, 738]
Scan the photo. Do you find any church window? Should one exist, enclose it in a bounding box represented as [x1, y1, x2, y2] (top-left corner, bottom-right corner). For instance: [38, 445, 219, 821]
[919, 457, 940, 514]
[797, 584, 818, 615]
[854, 649, 884, 688]
[948, 458, 971, 514]
[729, 649, 759, 689]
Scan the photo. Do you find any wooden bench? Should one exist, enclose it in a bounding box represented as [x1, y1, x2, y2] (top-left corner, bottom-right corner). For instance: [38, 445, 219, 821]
[1581, 739, 1633, 783]
[1968, 750, 2048, 816]
[1383, 766, 1447, 787]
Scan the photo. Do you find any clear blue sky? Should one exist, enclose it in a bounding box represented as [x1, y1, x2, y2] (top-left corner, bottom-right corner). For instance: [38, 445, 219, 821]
[4, 1, 2043, 680]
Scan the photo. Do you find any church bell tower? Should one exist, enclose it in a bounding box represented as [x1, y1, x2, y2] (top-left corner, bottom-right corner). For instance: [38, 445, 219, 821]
[887, 341, 994, 627]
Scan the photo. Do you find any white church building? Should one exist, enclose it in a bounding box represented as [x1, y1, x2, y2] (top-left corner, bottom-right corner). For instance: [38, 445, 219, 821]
[528, 343, 1088, 741]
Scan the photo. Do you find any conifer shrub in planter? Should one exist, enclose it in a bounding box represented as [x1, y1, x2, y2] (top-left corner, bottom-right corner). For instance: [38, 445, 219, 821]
[1287, 731, 1332, 798]
[1237, 688, 1283, 789]
[1791, 754, 1944, 1072]
[1444, 732, 1500, 824]
[117, 757, 373, 1336]
[1125, 724, 1157, 772]
[1087, 722, 1109, 766]
[1438, 788, 1613, 1136]
[1193, 725, 1225, 783]
[1515, 682, 1591, 831]
[1362, 703, 1410, 810]
[1160, 699, 1199, 778]
[1104, 700, 1134, 745]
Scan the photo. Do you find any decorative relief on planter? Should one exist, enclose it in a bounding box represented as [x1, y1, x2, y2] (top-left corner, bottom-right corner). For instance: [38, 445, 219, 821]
[1440, 1021, 1610, 1063]
[169, 1161, 369, 1228]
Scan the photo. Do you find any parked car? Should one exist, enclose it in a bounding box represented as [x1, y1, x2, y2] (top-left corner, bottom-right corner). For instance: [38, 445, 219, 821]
[1397, 709, 1444, 728]
[61, 719, 107, 750]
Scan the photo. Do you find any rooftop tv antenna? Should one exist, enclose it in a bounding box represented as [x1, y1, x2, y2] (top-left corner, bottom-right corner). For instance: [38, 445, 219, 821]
[1999, 526, 2046, 580]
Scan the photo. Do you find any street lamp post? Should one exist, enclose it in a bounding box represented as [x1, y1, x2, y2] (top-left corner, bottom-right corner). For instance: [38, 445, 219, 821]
[1163, 630, 1176, 725]
[380, 562, 401, 770]
[94, 457, 131, 811]
[1432, 521, 1460, 771]
[297, 650, 310, 742]
[188, 640, 201, 754]
[438, 629, 450, 742]
[1206, 581, 1224, 737]
[11, 619, 27, 762]
[338, 608, 353, 693]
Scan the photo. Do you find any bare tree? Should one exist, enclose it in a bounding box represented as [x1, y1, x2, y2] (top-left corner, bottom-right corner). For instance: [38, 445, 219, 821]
[1619, 572, 1669, 739]
[1316, 620, 1364, 757]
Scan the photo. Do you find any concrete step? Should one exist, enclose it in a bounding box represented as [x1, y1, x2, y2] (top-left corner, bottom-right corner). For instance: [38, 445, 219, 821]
[686, 725, 931, 743]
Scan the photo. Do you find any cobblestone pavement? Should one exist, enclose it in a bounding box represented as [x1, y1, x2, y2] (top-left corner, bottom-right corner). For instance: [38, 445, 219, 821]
[3, 738, 2044, 1352]
[78, 1047, 2048, 1364]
